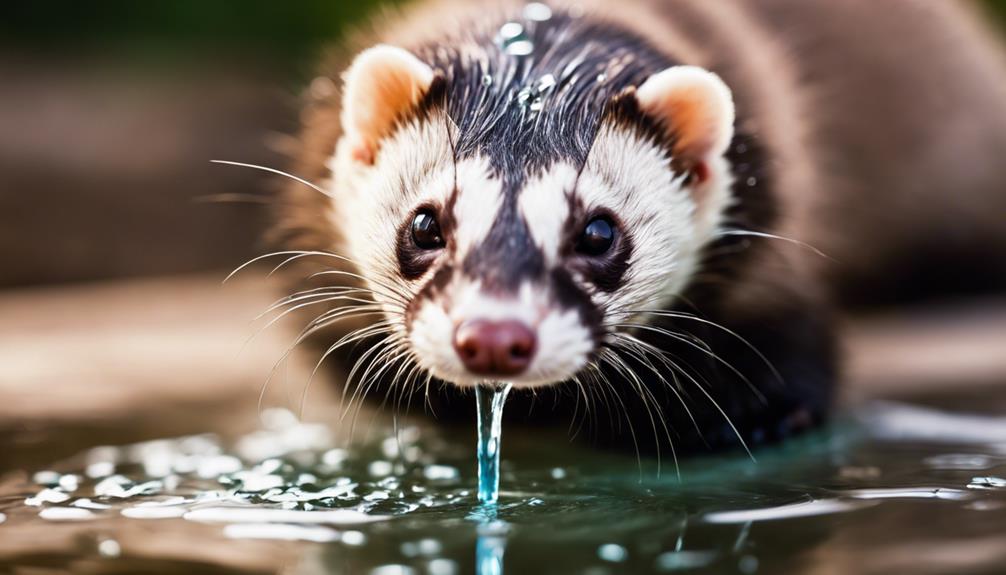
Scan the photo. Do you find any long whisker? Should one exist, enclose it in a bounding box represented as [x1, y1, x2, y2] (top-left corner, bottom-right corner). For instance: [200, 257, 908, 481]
[609, 322, 767, 405]
[714, 228, 833, 261]
[210, 159, 334, 198]
[621, 310, 784, 389]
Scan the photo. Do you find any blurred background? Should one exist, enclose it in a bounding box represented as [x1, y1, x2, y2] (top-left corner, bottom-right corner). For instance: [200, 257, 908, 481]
[1, 0, 1006, 464]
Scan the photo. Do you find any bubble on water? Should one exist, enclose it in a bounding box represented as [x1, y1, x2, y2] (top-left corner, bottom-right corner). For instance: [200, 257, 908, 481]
[369, 460, 394, 477]
[25, 488, 71, 507]
[550, 467, 567, 480]
[86, 461, 115, 479]
[427, 558, 458, 575]
[32, 470, 61, 486]
[381, 438, 403, 459]
[364, 490, 390, 502]
[968, 476, 1006, 490]
[72, 498, 112, 510]
[523, 2, 553, 21]
[58, 474, 80, 492]
[39, 507, 96, 521]
[342, 530, 368, 546]
[403, 538, 442, 557]
[423, 465, 459, 481]
[598, 543, 628, 562]
[418, 538, 443, 556]
[322, 448, 348, 469]
[97, 538, 121, 558]
[231, 471, 285, 493]
[925, 454, 994, 470]
[196, 455, 243, 479]
[94, 476, 163, 499]
[224, 523, 341, 543]
[93, 475, 130, 498]
[370, 566, 415, 575]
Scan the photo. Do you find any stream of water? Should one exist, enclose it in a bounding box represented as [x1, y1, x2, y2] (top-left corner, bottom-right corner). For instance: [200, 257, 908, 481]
[475, 383, 512, 505]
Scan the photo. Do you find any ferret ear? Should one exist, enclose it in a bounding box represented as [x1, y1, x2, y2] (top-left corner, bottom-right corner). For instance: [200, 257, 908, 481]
[341, 45, 435, 165]
[635, 66, 735, 180]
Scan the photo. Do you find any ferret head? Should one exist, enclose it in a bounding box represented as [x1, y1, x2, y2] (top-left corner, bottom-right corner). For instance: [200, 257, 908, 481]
[327, 17, 738, 389]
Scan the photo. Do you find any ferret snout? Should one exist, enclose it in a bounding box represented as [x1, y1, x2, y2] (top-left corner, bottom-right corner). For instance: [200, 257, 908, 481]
[453, 319, 537, 377]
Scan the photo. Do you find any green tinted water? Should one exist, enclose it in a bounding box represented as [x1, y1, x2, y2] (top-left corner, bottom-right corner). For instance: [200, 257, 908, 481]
[2, 399, 1006, 574]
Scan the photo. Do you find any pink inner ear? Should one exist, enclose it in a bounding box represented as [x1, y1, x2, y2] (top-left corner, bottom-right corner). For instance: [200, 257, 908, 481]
[692, 160, 710, 184]
[351, 141, 375, 165]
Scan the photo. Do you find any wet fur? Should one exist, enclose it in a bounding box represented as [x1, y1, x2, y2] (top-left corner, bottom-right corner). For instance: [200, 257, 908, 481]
[270, 0, 1006, 453]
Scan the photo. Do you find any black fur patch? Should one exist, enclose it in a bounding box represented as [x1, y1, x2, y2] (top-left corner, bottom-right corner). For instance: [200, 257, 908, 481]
[461, 199, 546, 293]
[413, 10, 680, 188]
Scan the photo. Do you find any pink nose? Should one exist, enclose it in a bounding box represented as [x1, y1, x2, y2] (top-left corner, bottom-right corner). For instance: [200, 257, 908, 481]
[453, 319, 537, 377]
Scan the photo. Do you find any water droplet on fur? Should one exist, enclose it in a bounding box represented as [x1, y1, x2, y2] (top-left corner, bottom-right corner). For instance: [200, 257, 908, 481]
[523, 3, 553, 22]
[481, 74, 494, 87]
[596, 73, 608, 83]
[499, 22, 524, 40]
[506, 40, 535, 56]
[497, 22, 534, 56]
[529, 97, 545, 112]
[536, 73, 557, 92]
[746, 176, 758, 187]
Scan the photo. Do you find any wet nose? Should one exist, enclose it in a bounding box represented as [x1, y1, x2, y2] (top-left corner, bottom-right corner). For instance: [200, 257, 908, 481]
[453, 319, 537, 377]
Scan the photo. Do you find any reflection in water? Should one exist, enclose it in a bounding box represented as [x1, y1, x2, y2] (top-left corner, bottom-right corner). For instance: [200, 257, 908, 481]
[474, 510, 509, 575]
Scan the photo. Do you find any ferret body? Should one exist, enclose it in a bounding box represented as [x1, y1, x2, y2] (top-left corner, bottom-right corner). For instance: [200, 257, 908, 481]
[272, 0, 1006, 453]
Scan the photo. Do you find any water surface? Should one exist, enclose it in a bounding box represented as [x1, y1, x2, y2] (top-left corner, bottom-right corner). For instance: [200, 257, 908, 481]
[2, 393, 1006, 574]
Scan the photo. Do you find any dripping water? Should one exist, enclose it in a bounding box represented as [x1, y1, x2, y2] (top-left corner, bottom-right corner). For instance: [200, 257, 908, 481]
[475, 383, 512, 505]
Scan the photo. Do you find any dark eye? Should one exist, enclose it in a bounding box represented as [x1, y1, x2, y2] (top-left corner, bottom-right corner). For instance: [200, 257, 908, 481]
[411, 210, 445, 250]
[577, 217, 616, 256]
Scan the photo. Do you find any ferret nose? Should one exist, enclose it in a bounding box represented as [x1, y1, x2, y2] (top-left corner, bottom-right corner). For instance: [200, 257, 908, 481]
[453, 319, 537, 377]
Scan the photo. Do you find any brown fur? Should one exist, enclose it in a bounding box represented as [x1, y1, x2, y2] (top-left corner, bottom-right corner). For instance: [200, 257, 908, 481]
[269, 0, 1006, 444]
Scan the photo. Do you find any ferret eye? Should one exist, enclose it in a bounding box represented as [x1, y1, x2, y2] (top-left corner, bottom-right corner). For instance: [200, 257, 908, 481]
[411, 210, 445, 250]
[577, 217, 616, 256]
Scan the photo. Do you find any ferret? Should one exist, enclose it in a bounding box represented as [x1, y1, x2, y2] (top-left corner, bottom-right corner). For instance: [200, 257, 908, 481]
[269, 0, 1006, 454]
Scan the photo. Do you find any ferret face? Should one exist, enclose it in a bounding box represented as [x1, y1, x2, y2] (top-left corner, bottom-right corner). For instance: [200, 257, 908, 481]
[330, 42, 736, 388]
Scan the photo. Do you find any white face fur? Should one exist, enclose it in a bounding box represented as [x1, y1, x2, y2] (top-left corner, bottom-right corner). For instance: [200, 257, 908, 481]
[329, 46, 736, 389]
